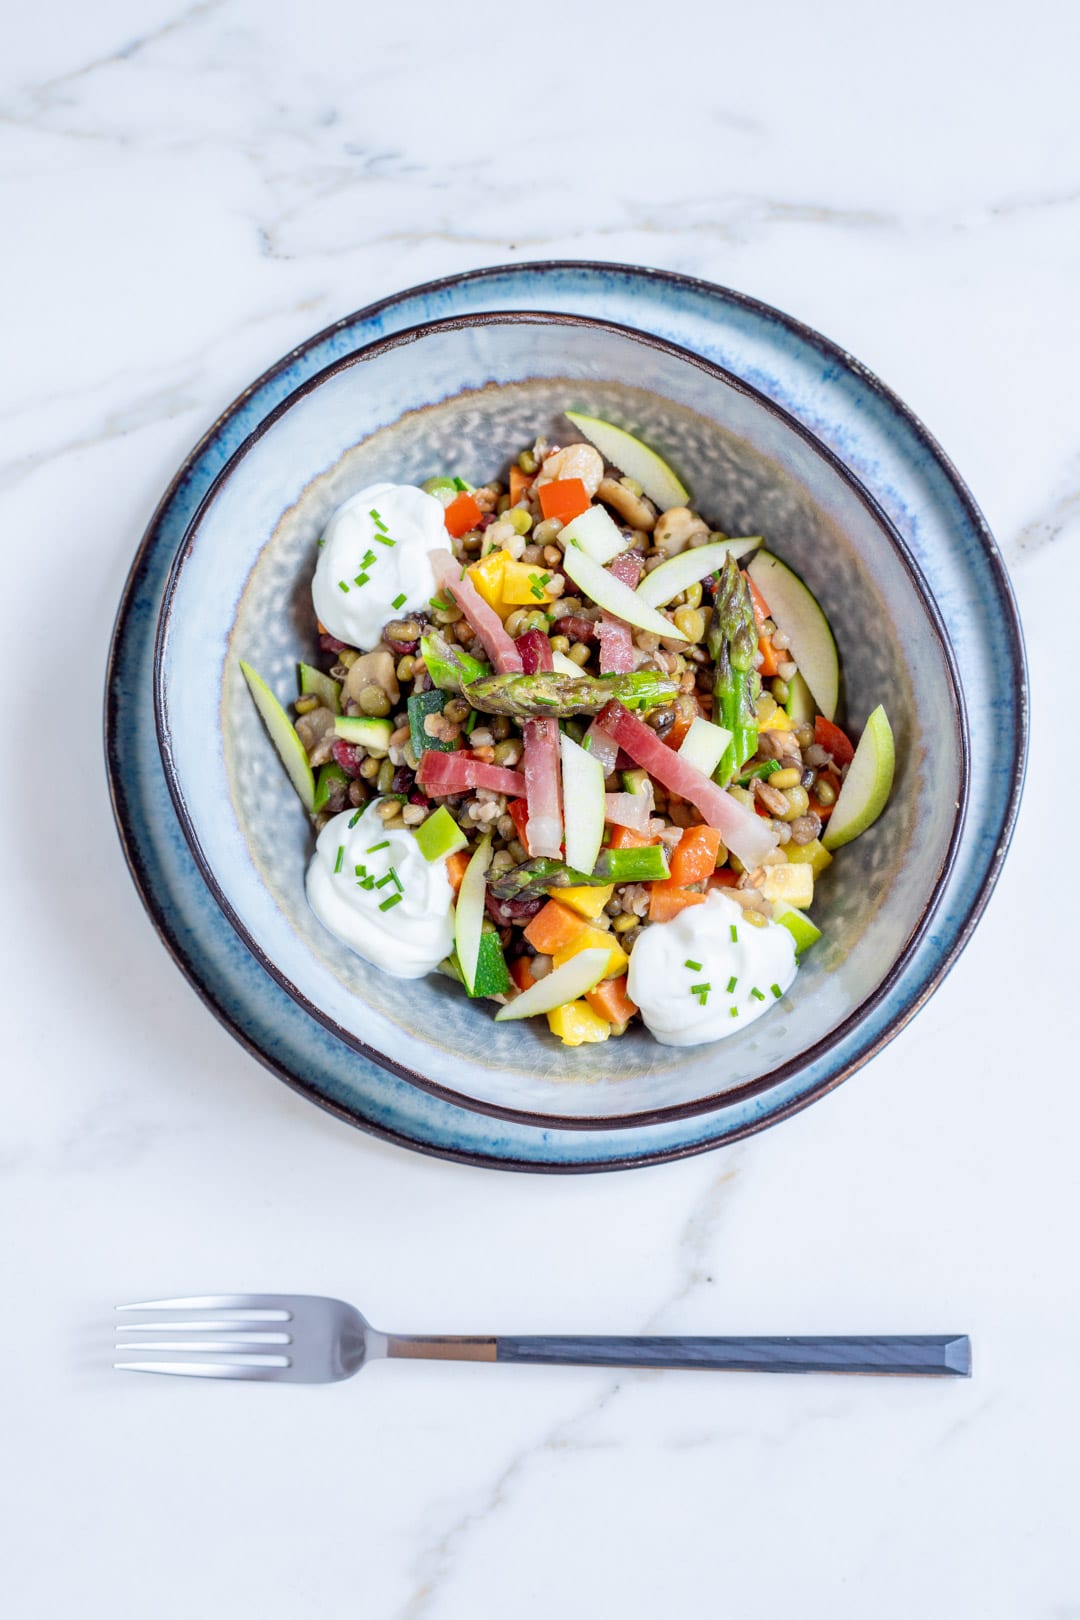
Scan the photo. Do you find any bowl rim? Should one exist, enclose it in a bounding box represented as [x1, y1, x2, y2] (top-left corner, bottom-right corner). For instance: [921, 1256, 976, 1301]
[153, 304, 971, 1131]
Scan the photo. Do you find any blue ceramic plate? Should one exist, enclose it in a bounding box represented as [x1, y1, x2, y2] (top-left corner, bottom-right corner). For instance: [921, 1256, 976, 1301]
[106, 263, 1026, 1170]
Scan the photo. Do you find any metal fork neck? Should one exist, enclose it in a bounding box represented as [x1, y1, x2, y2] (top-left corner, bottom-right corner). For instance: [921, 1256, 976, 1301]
[383, 1333, 498, 1363]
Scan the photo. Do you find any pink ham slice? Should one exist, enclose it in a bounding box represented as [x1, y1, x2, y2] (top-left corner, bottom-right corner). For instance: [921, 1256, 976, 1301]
[431, 549, 522, 674]
[583, 713, 619, 774]
[516, 628, 563, 859]
[597, 701, 779, 869]
[416, 752, 526, 798]
[598, 550, 643, 674]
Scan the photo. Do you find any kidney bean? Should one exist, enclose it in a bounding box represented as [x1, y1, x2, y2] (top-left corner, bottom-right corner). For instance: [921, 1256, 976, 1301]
[331, 740, 364, 778]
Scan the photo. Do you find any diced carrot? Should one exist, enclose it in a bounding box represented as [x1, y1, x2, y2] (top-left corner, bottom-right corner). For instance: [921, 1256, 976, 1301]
[585, 974, 639, 1025]
[446, 850, 470, 895]
[746, 572, 771, 628]
[647, 880, 707, 923]
[444, 492, 484, 538]
[708, 867, 739, 889]
[608, 823, 658, 850]
[668, 825, 722, 886]
[814, 716, 855, 768]
[510, 956, 536, 992]
[523, 898, 588, 955]
[509, 465, 534, 505]
[538, 478, 591, 524]
[507, 797, 530, 849]
[745, 571, 781, 678]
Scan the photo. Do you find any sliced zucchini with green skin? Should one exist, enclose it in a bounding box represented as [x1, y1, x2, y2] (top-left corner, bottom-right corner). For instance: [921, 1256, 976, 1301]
[312, 761, 350, 813]
[413, 804, 468, 862]
[298, 662, 341, 714]
[746, 551, 840, 721]
[564, 412, 690, 510]
[240, 661, 315, 812]
[621, 768, 649, 795]
[408, 689, 457, 755]
[463, 924, 511, 999]
[334, 715, 392, 753]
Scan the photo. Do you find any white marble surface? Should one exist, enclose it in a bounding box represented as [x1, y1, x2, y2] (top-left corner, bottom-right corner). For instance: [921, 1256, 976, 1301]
[1, 1, 1076, 1613]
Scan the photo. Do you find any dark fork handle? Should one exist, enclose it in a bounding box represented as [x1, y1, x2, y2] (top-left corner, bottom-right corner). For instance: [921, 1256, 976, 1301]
[494, 1335, 971, 1376]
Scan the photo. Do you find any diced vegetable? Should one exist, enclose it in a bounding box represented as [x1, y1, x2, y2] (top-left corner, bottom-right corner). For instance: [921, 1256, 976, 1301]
[445, 849, 470, 895]
[761, 864, 814, 907]
[561, 542, 688, 641]
[420, 633, 489, 691]
[771, 900, 822, 955]
[550, 883, 614, 920]
[677, 717, 733, 780]
[756, 695, 796, 732]
[467, 549, 510, 615]
[240, 661, 316, 813]
[432, 550, 523, 673]
[312, 762, 349, 813]
[334, 715, 393, 752]
[560, 732, 606, 876]
[553, 924, 629, 981]
[584, 975, 638, 1025]
[538, 478, 591, 524]
[607, 824, 658, 850]
[415, 751, 526, 798]
[564, 412, 690, 509]
[604, 790, 652, 834]
[463, 923, 511, 999]
[547, 1000, 611, 1045]
[814, 715, 855, 768]
[501, 559, 556, 606]
[510, 955, 536, 992]
[453, 832, 492, 993]
[745, 572, 781, 678]
[494, 947, 610, 1021]
[509, 465, 533, 505]
[298, 662, 341, 714]
[784, 837, 833, 878]
[746, 551, 840, 721]
[668, 825, 723, 885]
[559, 504, 626, 566]
[636, 538, 763, 609]
[648, 882, 707, 923]
[598, 700, 779, 869]
[822, 705, 895, 850]
[408, 690, 456, 756]
[523, 897, 589, 955]
[413, 804, 468, 863]
[444, 491, 484, 538]
[737, 759, 783, 786]
[592, 844, 670, 884]
[507, 797, 530, 850]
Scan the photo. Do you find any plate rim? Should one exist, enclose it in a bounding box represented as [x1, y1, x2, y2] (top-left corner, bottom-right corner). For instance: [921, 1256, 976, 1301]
[104, 260, 1027, 1170]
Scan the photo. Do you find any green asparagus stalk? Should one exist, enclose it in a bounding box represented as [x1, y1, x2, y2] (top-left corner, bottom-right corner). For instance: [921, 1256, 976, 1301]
[488, 845, 672, 902]
[419, 632, 489, 692]
[707, 555, 760, 784]
[464, 669, 679, 718]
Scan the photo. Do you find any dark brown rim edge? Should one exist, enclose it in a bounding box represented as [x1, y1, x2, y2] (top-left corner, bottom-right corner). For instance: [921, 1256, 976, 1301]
[151, 307, 971, 1132]
[104, 260, 1027, 1171]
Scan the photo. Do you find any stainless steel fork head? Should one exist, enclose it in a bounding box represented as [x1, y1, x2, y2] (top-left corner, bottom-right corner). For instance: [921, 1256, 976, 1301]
[115, 1295, 371, 1382]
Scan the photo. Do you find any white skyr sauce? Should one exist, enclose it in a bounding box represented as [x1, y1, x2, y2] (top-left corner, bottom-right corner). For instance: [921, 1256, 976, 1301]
[311, 481, 448, 651]
[626, 891, 797, 1047]
[306, 802, 454, 979]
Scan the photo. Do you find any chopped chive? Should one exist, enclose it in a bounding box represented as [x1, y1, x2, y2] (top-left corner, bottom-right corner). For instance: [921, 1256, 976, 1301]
[429, 594, 452, 611]
[452, 476, 468, 491]
[348, 808, 364, 827]
[730, 924, 739, 943]
[388, 866, 403, 892]
[374, 533, 396, 547]
[354, 863, 366, 877]
[726, 975, 738, 994]
[362, 550, 377, 567]
[465, 709, 478, 734]
[354, 573, 369, 587]
[539, 572, 551, 586]
[391, 593, 407, 610]
[317, 537, 325, 548]
[751, 987, 765, 1001]
[358, 876, 375, 890]
[729, 1006, 739, 1018]
[684, 959, 702, 972]
[379, 892, 403, 912]
[460, 563, 467, 579]
[770, 983, 783, 999]
[338, 580, 350, 593]
[375, 872, 395, 888]
[530, 584, 544, 599]
[366, 840, 390, 853]
[369, 508, 387, 529]
[334, 846, 344, 874]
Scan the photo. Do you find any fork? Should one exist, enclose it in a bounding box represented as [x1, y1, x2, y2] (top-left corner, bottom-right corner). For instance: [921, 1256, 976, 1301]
[114, 1296, 971, 1380]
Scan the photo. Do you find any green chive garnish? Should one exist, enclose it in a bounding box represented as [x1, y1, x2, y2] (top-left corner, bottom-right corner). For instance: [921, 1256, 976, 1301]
[530, 584, 544, 600]
[465, 709, 478, 734]
[729, 1006, 739, 1018]
[452, 477, 468, 491]
[375, 872, 395, 888]
[338, 580, 349, 593]
[369, 508, 386, 529]
[391, 593, 407, 610]
[726, 976, 738, 994]
[690, 984, 710, 996]
[374, 533, 395, 547]
[751, 987, 765, 1001]
[362, 550, 377, 567]
[317, 537, 325, 548]
[348, 809, 363, 828]
[358, 876, 375, 890]
[333, 846, 344, 873]
[460, 563, 467, 579]
[366, 841, 390, 853]
[684, 959, 702, 972]
[770, 983, 783, 999]
[388, 866, 403, 892]
[354, 573, 369, 587]
[354, 863, 366, 878]
[730, 924, 738, 943]
[379, 892, 403, 912]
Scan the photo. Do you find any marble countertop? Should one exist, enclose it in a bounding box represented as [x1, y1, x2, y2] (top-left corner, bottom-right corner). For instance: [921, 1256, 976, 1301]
[2, 1, 1075, 1614]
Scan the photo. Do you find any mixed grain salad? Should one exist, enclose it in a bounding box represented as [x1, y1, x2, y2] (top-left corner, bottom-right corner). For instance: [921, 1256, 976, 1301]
[242, 412, 895, 1048]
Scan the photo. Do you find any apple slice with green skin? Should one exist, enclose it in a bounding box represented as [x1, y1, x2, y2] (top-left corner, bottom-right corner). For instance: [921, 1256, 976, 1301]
[240, 661, 315, 813]
[636, 537, 763, 609]
[453, 832, 492, 993]
[494, 948, 611, 1021]
[559, 504, 626, 566]
[678, 716, 733, 779]
[560, 732, 606, 876]
[823, 704, 895, 850]
[565, 412, 689, 510]
[298, 661, 341, 714]
[413, 804, 468, 863]
[561, 541, 687, 641]
[746, 551, 840, 721]
[784, 669, 816, 726]
[771, 899, 822, 956]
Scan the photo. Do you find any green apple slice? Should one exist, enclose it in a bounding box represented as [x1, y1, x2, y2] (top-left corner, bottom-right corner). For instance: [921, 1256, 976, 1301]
[823, 705, 895, 850]
[413, 804, 468, 863]
[771, 900, 822, 956]
[561, 541, 687, 641]
[559, 504, 626, 566]
[677, 716, 733, 779]
[454, 832, 492, 993]
[746, 551, 840, 721]
[560, 732, 606, 875]
[636, 537, 763, 609]
[298, 661, 341, 714]
[494, 948, 611, 1021]
[565, 411, 689, 510]
[784, 668, 816, 725]
[240, 661, 315, 813]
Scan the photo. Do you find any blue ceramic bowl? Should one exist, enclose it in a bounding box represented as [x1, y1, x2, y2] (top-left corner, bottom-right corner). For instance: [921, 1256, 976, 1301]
[155, 311, 967, 1128]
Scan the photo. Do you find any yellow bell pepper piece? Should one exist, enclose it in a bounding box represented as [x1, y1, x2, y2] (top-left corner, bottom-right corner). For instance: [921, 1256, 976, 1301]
[756, 694, 796, 732]
[547, 1000, 611, 1046]
[553, 924, 629, 981]
[547, 883, 614, 920]
[500, 558, 555, 606]
[783, 837, 833, 878]
[467, 550, 509, 616]
[761, 864, 814, 907]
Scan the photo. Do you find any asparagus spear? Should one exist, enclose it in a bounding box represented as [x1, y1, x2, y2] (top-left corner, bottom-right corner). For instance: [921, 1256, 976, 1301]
[707, 554, 760, 785]
[463, 669, 679, 718]
[488, 846, 672, 902]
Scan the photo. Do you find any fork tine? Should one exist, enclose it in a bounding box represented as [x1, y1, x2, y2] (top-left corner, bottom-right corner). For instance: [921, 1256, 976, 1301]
[114, 1361, 286, 1380]
[116, 1296, 294, 1315]
[115, 1325, 291, 1340]
[115, 1341, 291, 1355]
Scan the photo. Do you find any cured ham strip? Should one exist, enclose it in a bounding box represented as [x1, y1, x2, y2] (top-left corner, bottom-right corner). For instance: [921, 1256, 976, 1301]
[431, 550, 522, 674]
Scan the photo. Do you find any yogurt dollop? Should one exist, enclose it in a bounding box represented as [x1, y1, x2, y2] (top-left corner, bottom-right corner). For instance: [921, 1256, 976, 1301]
[312, 481, 449, 651]
[306, 801, 454, 979]
[626, 892, 797, 1047]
